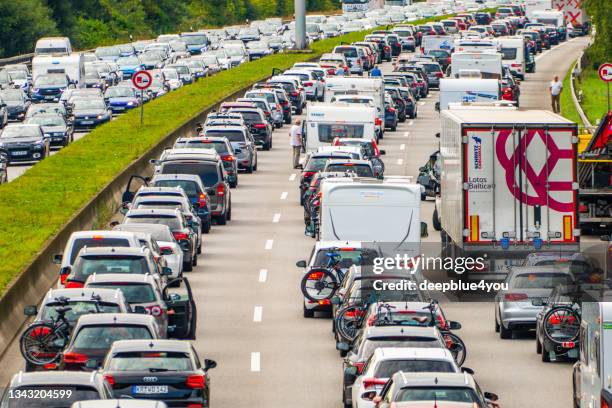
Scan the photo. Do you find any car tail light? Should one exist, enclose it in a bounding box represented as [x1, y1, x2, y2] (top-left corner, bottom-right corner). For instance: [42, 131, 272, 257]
[511, 63, 521, 67]
[354, 362, 365, 374]
[60, 272, 69, 285]
[375, 117, 382, 126]
[253, 123, 267, 129]
[146, 305, 164, 317]
[302, 171, 316, 178]
[104, 374, 116, 386]
[562, 341, 576, 348]
[290, 91, 299, 96]
[363, 378, 388, 389]
[603, 395, 611, 408]
[387, 107, 396, 113]
[303, 81, 313, 86]
[318, 299, 331, 305]
[357, 59, 362, 65]
[579, 204, 589, 213]
[198, 193, 207, 208]
[276, 104, 281, 111]
[504, 293, 528, 301]
[63, 352, 88, 364]
[384, 45, 390, 51]
[187, 405, 203, 408]
[327, 68, 335, 75]
[173, 232, 188, 241]
[43, 363, 57, 370]
[435, 72, 443, 78]
[159, 246, 174, 254]
[186, 374, 206, 389]
[217, 183, 225, 197]
[65, 281, 83, 289]
[222, 155, 235, 162]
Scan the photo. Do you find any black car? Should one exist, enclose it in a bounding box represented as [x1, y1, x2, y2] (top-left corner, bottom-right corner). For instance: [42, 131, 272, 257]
[175, 136, 239, 188]
[31, 73, 71, 103]
[545, 26, 559, 45]
[384, 100, 399, 131]
[424, 49, 452, 71]
[25, 114, 73, 147]
[72, 98, 112, 129]
[102, 340, 216, 408]
[385, 87, 407, 122]
[228, 107, 273, 150]
[0, 89, 29, 121]
[0, 123, 49, 163]
[474, 12, 492, 25]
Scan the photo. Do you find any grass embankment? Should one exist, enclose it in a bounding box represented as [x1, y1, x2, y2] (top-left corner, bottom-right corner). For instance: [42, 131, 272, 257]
[560, 61, 584, 127]
[561, 63, 609, 127]
[0, 10, 492, 296]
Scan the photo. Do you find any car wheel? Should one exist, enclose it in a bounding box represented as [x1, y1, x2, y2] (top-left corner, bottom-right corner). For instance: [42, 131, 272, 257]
[253, 158, 258, 171]
[203, 220, 211, 234]
[542, 346, 551, 362]
[285, 116, 291, 124]
[229, 179, 237, 188]
[246, 160, 253, 173]
[183, 260, 193, 272]
[495, 315, 500, 333]
[217, 211, 227, 225]
[391, 125, 397, 131]
[303, 304, 315, 318]
[193, 252, 198, 265]
[499, 322, 512, 339]
[432, 208, 442, 232]
[421, 193, 426, 201]
[536, 337, 542, 354]
[264, 141, 271, 151]
[226, 203, 232, 221]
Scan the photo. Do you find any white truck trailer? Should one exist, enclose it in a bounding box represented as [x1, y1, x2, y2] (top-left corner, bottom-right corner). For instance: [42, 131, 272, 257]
[438, 78, 500, 111]
[436, 105, 579, 279]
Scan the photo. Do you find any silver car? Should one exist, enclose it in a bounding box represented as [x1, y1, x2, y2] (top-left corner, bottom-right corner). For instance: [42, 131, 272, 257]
[495, 265, 575, 339]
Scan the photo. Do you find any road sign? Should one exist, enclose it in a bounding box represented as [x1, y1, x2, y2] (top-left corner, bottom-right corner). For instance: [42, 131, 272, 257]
[598, 63, 612, 82]
[132, 70, 153, 90]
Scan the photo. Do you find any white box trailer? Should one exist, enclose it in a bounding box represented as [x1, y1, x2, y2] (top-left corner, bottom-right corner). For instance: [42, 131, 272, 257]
[437, 106, 579, 279]
[319, 177, 423, 252]
[525, 0, 552, 21]
[324, 77, 385, 136]
[451, 51, 502, 79]
[303, 102, 377, 152]
[32, 53, 85, 86]
[439, 78, 500, 111]
[498, 37, 526, 80]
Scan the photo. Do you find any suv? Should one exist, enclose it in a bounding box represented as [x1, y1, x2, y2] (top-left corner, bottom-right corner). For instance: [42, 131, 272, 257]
[243, 89, 284, 128]
[175, 136, 239, 188]
[228, 107, 272, 150]
[156, 153, 232, 225]
[333, 45, 366, 75]
[203, 126, 257, 173]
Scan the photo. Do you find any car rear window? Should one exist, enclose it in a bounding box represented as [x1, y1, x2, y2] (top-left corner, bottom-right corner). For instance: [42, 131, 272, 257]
[73, 325, 153, 350]
[160, 162, 219, 187]
[136, 202, 182, 210]
[153, 180, 200, 198]
[325, 164, 373, 177]
[205, 130, 246, 143]
[108, 351, 193, 371]
[362, 337, 441, 358]
[125, 214, 182, 231]
[70, 238, 131, 264]
[500, 48, 517, 60]
[395, 387, 479, 403]
[512, 273, 573, 289]
[374, 360, 455, 377]
[420, 64, 441, 73]
[42, 301, 121, 322]
[318, 124, 364, 142]
[176, 140, 230, 154]
[335, 47, 357, 58]
[305, 156, 339, 171]
[74, 256, 149, 278]
[89, 283, 156, 303]
[2, 385, 100, 408]
[232, 111, 261, 123]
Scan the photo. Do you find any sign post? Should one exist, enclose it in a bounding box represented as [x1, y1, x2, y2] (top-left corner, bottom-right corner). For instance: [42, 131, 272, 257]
[598, 63, 612, 113]
[132, 70, 153, 126]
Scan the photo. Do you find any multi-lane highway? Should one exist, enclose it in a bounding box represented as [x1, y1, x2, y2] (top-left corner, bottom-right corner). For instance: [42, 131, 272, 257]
[0, 35, 591, 408]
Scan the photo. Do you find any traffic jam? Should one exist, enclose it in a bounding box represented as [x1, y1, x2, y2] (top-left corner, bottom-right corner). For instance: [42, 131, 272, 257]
[0, 1, 610, 408]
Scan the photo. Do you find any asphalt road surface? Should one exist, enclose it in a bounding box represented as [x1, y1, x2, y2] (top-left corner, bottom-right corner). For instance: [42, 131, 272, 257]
[0, 36, 592, 408]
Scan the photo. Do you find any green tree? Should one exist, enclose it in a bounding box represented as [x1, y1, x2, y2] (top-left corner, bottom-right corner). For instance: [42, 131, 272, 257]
[583, 0, 612, 65]
[0, 0, 57, 56]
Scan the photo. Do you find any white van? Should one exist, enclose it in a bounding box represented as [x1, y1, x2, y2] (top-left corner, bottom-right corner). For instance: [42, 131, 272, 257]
[324, 77, 385, 136]
[451, 51, 502, 79]
[498, 37, 526, 80]
[34, 37, 72, 56]
[438, 78, 500, 111]
[303, 103, 376, 152]
[31, 53, 85, 85]
[318, 177, 423, 255]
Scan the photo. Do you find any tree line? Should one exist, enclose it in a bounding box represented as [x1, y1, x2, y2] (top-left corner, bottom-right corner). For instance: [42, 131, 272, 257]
[0, 0, 339, 57]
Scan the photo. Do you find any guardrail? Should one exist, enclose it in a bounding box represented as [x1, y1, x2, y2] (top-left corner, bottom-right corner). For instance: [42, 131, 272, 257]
[0, 53, 35, 67]
[570, 55, 592, 128]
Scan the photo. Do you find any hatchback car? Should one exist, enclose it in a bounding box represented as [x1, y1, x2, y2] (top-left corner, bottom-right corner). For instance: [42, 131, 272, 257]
[0, 89, 29, 121]
[227, 107, 272, 150]
[175, 136, 239, 188]
[25, 114, 73, 147]
[323, 159, 376, 178]
[72, 98, 112, 129]
[203, 126, 257, 174]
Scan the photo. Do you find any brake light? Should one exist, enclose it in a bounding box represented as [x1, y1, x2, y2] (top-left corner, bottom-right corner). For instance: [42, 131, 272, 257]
[104, 374, 115, 386]
[363, 378, 388, 389]
[222, 155, 235, 162]
[357, 59, 362, 65]
[435, 72, 443, 78]
[198, 193, 207, 208]
[173, 232, 188, 241]
[291, 91, 298, 96]
[562, 341, 576, 348]
[217, 183, 225, 197]
[375, 117, 382, 126]
[354, 362, 365, 374]
[159, 246, 174, 255]
[65, 281, 83, 289]
[92, 235, 104, 240]
[328, 68, 336, 75]
[253, 123, 267, 129]
[504, 293, 528, 301]
[60, 272, 69, 285]
[511, 63, 521, 67]
[63, 352, 88, 364]
[187, 405, 203, 408]
[303, 81, 313, 86]
[302, 171, 315, 178]
[603, 396, 610, 408]
[186, 374, 205, 389]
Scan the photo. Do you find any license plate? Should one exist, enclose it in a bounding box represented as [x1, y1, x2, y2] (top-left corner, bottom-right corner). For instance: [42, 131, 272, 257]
[80, 120, 93, 125]
[44, 95, 55, 100]
[11, 151, 27, 156]
[53, 137, 64, 141]
[133, 385, 168, 394]
[114, 106, 125, 110]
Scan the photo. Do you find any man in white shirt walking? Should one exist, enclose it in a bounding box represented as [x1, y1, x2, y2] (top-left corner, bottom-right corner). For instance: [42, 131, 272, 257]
[289, 118, 302, 168]
[549, 75, 563, 113]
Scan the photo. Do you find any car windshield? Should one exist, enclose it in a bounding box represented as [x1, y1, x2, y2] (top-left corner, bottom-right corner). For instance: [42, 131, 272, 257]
[73, 256, 149, 277]
[171, 66, 189, 75]
[200, 56, 218, 65]
[395, 387, 480, 403]
[34, 75, 67, 87]
[8, 70, 26, 80]
[25, 116, 65, 127]
[89, 283, 156, 303]
[74, 100, 106, 110]
[153, 180, 200, 197]
[0, 90, 23, 102]
[176, 140, 229, 155]
[362, 337, 441, 357]
[68, 237, 131, 264]
[246, 92, 275, 103]
[42, 301, 120, 322]
[512, 273, 573, 289]
[106, 87, 134, 98]
[318, 124, 364, 142]
[204, 130, 245, 143]
[230, 111, 261, 123]
[163, 69, 179, 79]
[116, 56, 140, 65]
[1, 126, 40, 139]
[1, 385, 100, 408]
[224, 47, 244, 57]
[182, 35, 207, 45]
[108, 351, 193, 371]
[335, 47, 358, 58]
[125, 214, 182, 230]
[96, 47, 120, 57]
[72, 325, 153, 350]
[325, 163, 373, 177]
[161, 162, 219, 187]
[374, 360, 455, 377]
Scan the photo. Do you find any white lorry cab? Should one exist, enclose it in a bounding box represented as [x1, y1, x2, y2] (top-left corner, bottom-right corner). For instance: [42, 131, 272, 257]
[32, 53, 85, 86]
[324, 77, 385, 137]
[303, 103, 377, 152]
[438, 78, 500, 111]
[318, 177, 425, 257]
[34, 37, 72, 56]
[451, 51, 502, 79]
[498, 37, 527, 80]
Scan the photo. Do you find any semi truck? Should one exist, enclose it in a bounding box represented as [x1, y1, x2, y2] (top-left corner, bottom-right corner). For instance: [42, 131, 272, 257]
[435, 105, 579, 279]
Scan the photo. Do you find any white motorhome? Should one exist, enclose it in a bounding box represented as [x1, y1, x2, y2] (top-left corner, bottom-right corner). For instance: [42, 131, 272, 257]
[324, 77, 385, 136]
[31, 53, 85, 85]
[421, 35, 454, 54]
[436, 105, 579, 279]
[451, 51, 502, 79]
[438, 78, 500, 111]
[303, 103, 376, 152]
[498, 37, 526, 80]
[318, 177, 423, 254]
[34, 37, 72, 56]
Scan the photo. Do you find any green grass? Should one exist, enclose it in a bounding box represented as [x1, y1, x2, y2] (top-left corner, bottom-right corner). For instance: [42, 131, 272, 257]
[574, 66, 610, 126]
[0, 10, 492, 296]
[560, 60, 584, 127]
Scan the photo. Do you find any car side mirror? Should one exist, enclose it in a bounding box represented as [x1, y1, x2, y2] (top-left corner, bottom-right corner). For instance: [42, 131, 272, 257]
[296, 260, 307, 268]
[134, 305, 147, 314]
[448, 321, 462, 330]
[149, 159, 161, 165]
[24, 305, 38, 316]
[344, 366, 358, 376]
[379, 150, 386, 155]
[484, 392, 499, 402]
[109, 221, 120, 228]
[435, 132, 440, 138]
[204, 359, 217, 371]
[336, 342, 350, 352]
[53, 254, 63, 264]
[85, 359, 99, 370]
[361, 390, 377, 401]
[60, 266, 71, 276]
[461, 366, 475, 375]
[331, 295, 342, 305]
[161, 267, 173, 276]
[421, 221, 428, 238]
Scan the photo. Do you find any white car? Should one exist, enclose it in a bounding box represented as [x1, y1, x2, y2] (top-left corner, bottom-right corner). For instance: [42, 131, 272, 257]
[350, 347, 461, 408]
[282, 69, 325, 101]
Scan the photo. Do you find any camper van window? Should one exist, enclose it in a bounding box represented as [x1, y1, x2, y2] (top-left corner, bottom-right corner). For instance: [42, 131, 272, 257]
[500, 48, 517, 60]
[318, 124, 364, 142]
[36, 47, 68, 54]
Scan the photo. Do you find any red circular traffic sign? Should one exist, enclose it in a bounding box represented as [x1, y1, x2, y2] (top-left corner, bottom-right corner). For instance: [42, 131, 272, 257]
[598, 63, 612, 83]
[132, 70, 153, 90]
